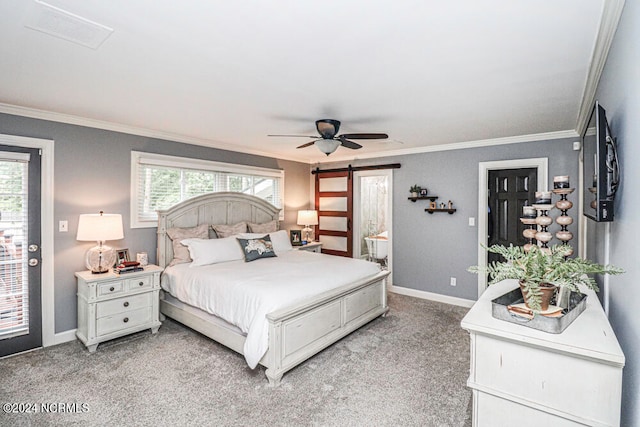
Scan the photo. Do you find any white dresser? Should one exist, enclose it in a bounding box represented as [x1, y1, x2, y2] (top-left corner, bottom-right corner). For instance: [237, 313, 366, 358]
[76, 265, 162, 352]
[461, 279, 625, 427]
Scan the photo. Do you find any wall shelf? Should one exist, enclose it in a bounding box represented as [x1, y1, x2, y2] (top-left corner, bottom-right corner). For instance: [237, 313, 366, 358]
[408, 195, 438, 203]
[425, 208, 457, 215]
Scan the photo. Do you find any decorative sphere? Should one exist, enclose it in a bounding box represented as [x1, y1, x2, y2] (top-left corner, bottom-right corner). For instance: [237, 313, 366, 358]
[523, 229, 538, 239]
[556, 231, 574, 241]
[535, 215, 553, 226]
[556, 215, 573, 226]
[556, 199, 573, 210]
[535, 231, 553, 242]
[523, 243, 534, 252]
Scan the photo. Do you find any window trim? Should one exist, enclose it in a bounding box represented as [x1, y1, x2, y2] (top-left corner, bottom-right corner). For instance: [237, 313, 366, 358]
[130, 151, 284, 228]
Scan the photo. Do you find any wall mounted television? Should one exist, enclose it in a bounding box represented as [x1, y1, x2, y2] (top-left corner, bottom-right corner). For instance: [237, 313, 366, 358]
[582, 101, 620, 222]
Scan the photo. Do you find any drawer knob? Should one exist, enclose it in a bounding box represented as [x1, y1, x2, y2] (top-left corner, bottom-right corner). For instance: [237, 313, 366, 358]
[123, 317, 129, 323]
[138, 281, 144, 286]
[109, 286, 115, 292]
[123, 301, 129, 307]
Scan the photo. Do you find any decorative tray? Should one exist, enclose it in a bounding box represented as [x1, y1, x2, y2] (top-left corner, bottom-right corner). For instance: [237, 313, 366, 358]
[491, 288, 587, 334]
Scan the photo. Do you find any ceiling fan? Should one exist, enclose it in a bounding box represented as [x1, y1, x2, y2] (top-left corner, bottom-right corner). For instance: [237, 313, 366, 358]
[268, 119, 389, 155]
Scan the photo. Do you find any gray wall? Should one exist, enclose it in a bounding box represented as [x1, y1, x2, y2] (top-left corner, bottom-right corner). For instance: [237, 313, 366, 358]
[590, 1, 640, 424]
[322, 136, 579, 300]
[0, 113, 312, 333]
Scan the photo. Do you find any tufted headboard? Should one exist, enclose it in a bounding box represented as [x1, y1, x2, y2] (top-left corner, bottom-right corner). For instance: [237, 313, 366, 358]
[156, 192, 281, 268]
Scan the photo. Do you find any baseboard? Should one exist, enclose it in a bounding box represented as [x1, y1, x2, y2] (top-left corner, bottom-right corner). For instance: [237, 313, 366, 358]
[389, 285, 476, 308]
[52, 329, 77, 346]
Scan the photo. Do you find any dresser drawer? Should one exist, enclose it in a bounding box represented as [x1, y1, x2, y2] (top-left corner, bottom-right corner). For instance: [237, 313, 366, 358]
[97, 280, 125, 296]
[96, 307, 152, 336]
[127, 276, 152, 291]
[96, 293, 152, 318]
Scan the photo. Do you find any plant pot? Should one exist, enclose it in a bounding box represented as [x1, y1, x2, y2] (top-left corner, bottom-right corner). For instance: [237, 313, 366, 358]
[519, 281, 557, 311]
[411, 192, 418, 198]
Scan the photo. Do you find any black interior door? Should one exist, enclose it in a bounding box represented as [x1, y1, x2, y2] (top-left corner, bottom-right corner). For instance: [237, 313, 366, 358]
[488, 168, 537, 265]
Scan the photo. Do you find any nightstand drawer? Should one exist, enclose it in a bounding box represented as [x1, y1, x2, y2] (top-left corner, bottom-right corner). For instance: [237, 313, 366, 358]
[96, 293, 152, 318]
[96, 307, 152, 336]
[98, 280, 125, 296]
[127, 276, 152, 291]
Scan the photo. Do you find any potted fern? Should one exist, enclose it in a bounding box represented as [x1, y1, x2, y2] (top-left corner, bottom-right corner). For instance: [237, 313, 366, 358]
[409, 184, 421, 198]
[468, 244, 623, 312]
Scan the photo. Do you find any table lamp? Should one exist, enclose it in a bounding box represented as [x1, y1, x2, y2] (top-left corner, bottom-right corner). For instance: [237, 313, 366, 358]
[297, 210, 318, 243]
[76, 211, 124, 274]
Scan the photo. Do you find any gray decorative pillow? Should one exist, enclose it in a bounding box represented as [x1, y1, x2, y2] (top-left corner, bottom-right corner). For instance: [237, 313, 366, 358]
[247, 220, 278, 234]
[166, 224, 209, 266]
[212, 221, 247, 238]
[236, 235, 277, 262]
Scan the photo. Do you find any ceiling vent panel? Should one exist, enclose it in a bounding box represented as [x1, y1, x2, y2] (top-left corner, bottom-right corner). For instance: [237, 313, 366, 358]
[24, 1, 113, 50]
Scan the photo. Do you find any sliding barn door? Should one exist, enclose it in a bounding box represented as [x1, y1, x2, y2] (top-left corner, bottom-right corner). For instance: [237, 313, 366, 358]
[315, 171, 353, 257]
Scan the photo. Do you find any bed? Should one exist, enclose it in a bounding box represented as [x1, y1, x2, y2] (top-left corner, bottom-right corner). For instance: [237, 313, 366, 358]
[157, 192, 390, 385]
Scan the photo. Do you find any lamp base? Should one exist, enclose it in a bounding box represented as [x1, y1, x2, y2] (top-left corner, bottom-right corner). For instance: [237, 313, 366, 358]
[85, 244, 116, 274]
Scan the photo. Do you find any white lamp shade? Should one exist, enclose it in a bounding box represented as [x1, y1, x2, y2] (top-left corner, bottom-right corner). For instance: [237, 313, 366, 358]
[297, 210, 319, 226]
[315, 139, 340, 155]
[77, 213, 124, 242]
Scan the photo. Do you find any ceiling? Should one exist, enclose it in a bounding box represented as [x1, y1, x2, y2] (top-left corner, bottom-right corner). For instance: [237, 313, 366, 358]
[0, 1, 621, 163]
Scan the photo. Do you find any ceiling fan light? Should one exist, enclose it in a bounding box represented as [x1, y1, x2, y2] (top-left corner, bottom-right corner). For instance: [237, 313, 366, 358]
[315, 139, 340, 155]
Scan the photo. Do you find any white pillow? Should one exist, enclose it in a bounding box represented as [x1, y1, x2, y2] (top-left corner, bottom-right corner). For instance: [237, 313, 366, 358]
[181, 236, 244, 267]
[239, 230, 292, 254]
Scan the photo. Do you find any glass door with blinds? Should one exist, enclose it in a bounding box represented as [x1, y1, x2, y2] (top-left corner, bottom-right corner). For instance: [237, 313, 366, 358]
[0, 146, 41, 357]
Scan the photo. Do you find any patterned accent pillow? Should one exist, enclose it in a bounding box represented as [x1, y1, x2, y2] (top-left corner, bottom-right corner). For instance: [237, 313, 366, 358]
[211, 221, 247, 238]
[247, 220, 278, 234]
[166, 224, 209, 266]
[236, 235, 277, 262]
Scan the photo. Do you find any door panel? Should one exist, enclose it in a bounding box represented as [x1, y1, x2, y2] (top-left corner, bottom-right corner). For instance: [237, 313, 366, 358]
[0, 145, 42, 357]
[488, 168, 536, 265]
[315, 171, 353, 257]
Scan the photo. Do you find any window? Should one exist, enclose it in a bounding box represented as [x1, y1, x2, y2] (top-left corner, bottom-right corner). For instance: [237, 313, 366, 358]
[131, 151, 284, 228]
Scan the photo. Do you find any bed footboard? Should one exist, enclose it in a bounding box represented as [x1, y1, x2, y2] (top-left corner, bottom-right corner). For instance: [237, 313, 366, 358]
[263, 270, 390, 386]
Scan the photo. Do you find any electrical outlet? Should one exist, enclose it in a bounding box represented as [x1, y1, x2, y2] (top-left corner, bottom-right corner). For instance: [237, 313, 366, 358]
[450, 277, 457, 286]
[59, 220, 68, 232]
[468, 217, 475, 226]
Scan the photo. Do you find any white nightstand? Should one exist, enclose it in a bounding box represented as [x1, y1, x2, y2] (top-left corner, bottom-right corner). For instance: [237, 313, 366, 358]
[295, 241, 323, 253]
[75, 264, 162, 352]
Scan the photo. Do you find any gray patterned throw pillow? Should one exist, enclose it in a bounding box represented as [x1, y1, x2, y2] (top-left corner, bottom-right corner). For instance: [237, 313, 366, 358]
[236, 235, 277, 262]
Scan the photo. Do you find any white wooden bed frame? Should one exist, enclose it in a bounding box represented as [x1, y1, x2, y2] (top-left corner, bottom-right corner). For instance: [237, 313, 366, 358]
[157, 192, 390, 385]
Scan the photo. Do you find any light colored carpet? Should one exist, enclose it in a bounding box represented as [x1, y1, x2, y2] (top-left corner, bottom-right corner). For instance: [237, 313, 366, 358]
[0, 293, 472, 426]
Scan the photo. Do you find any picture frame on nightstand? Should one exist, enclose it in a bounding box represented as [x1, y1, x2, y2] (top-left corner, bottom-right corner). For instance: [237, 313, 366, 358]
[290, 230, 302, 246]
[115, 248, 130, 265]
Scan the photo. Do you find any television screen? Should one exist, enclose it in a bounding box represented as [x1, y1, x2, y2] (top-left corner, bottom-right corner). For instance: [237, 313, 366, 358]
[582, 101, 618, 222]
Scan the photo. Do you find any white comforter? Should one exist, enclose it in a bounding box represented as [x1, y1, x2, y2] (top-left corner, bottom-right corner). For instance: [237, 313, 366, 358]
[161, 250, 381, 368]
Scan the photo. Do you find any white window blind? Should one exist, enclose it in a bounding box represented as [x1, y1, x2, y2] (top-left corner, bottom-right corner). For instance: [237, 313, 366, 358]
[0, 152, 29, 339]
[131, 152, 284, 228]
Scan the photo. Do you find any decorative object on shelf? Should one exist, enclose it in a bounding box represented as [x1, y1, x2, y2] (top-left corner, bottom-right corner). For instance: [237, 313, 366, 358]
[419, 188, 428, 196]
[468, 244, 624, 313]
[116, 248, 130, 265]
[409, 184, 421, 198]
[297, 210, 318, 243]
[429, 200, 437, 209]
[76, 211, 124, 274]
[447, 200, 453, 209]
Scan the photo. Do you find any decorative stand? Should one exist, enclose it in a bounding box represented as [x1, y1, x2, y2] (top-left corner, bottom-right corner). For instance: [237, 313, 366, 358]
[553, 188, 575, 251]
[520, 216, 538, 252]
[532, 204, 554, 250]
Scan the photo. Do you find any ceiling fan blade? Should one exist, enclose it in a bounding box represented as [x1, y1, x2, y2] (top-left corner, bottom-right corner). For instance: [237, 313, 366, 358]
[267, 134, 318, 138]
[339, 138, 363, 150]
[339, 133, 389, 140]
[296, 141, 316, 149]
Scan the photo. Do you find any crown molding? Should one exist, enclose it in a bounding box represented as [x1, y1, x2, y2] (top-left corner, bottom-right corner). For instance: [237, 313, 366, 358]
[575, 0, 626, 135]
[0, 102, 579, 165]
[313, 129, 579, 164]
[0, 102, 306, 163]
